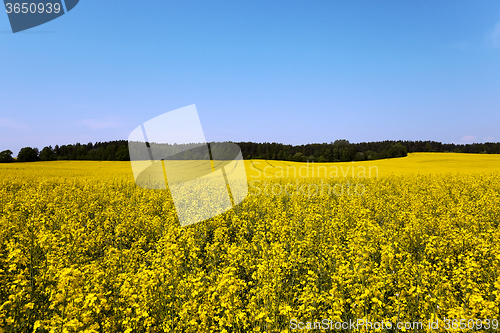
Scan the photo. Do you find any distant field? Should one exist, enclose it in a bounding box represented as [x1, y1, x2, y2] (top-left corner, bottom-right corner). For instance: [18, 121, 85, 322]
[1, 153, 499, 182]
[247, 152, 500, 179]
[0, 153, 499, 332]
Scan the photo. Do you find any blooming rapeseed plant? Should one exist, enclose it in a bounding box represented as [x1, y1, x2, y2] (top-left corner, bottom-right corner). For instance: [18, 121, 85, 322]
[0, 154, 499, 332]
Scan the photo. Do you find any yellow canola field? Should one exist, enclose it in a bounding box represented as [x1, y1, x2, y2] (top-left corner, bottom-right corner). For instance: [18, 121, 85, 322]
[0, 153, 499, 332]
[247, 153, 500, 179]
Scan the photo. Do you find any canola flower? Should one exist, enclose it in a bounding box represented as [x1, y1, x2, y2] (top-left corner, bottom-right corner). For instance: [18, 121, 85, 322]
[0, 154, 499, 332]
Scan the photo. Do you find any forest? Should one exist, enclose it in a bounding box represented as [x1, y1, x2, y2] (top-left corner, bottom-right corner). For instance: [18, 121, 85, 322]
[1, 139, 500, 163]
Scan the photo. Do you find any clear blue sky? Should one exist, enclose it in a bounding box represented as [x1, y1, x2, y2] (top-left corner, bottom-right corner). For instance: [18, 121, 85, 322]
[1, 0, 500, 155]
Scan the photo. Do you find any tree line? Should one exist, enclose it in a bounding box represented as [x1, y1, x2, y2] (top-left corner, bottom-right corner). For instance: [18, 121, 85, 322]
[1, 139, 500, 163]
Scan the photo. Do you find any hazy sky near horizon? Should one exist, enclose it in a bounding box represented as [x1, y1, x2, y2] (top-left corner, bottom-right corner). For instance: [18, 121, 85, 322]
[1, 0, 500, 155]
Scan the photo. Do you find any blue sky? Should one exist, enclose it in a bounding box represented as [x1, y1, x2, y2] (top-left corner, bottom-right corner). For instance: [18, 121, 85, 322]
[1, 0, 500, 155]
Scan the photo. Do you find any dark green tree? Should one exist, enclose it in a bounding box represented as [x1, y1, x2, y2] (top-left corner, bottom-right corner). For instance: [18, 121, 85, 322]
[39, 146, 55, 161]
[365, 150, 375, 160]
[292, 152, 304, 162]
[0, 150, 14, 163]
[17, 147, 39, 162]
[333, 139, 350, 147]
[105, 144, 117, 161]
[115, 145, 130, 161]
[388, 143, 408, 158]
[354, 152, 366, 161]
